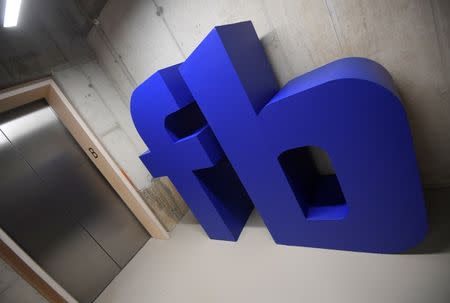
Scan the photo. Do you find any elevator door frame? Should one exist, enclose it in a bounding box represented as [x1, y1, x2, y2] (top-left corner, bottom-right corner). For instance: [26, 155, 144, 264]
[0, 78, 169, 302]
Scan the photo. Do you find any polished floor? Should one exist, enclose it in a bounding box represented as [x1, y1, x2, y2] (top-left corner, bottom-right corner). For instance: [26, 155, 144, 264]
[95, 188, 450, 303]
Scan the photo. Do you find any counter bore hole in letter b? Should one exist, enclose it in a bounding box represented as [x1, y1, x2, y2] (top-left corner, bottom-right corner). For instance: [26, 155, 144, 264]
[278, 146, 348, 221]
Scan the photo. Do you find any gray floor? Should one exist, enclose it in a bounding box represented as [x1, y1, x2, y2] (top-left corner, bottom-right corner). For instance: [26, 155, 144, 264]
[95, 188, 450, 303]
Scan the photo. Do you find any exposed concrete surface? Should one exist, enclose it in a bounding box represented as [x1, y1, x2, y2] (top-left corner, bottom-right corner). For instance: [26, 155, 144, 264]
[0, 257, 47, 303]
[0, 0, 108, 89]
[53, 61, 187, 230]
[88, 0, 450, 187]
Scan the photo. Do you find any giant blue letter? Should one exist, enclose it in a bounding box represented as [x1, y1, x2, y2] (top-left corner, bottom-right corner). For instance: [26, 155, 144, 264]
[131, 65, 253, 241]
[132, 21, 427, 253]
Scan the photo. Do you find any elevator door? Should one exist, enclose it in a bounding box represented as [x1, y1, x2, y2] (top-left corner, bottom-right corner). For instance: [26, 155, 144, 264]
[0, 100, 149, 302]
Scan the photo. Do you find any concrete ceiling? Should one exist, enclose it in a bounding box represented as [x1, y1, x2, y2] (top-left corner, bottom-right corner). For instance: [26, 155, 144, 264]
[0, 0, 108, 89]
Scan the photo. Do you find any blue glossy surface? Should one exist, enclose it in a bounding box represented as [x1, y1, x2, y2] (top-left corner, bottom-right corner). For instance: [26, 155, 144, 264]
[131, 64, 253, 241]
[132, 21, 427, 253]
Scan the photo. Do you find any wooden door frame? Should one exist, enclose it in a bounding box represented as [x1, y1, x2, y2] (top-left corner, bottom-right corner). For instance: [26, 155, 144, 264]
[0, 78, 169, 302]
[0, 229, 75, 303]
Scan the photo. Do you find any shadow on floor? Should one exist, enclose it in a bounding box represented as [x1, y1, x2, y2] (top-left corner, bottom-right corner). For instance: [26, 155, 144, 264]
[244, 187, 450, 254]
[406, 187, 450, 254]
[178, 187, 450, 254]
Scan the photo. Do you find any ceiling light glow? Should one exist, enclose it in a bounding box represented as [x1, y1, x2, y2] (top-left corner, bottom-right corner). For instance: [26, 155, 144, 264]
[3, 0, 22, 28]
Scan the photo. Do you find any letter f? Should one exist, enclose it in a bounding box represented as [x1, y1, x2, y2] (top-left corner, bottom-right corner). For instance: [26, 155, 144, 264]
[131, 64, 253, 241]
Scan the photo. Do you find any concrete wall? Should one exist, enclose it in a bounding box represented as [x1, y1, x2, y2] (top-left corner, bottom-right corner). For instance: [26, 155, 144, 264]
[52, 61, 187, 230]
[87, 0, 450, 188]
[0, 257, 47, 303]
[1, 0, 188, 231]
[0, 0, 108, 89]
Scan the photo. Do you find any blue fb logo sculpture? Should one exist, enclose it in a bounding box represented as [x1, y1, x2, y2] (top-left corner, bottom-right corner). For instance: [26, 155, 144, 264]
[131, 21, 427, 253]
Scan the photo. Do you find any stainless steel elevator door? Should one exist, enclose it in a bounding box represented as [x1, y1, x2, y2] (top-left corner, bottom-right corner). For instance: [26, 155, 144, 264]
[0, 100, 149, 302]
